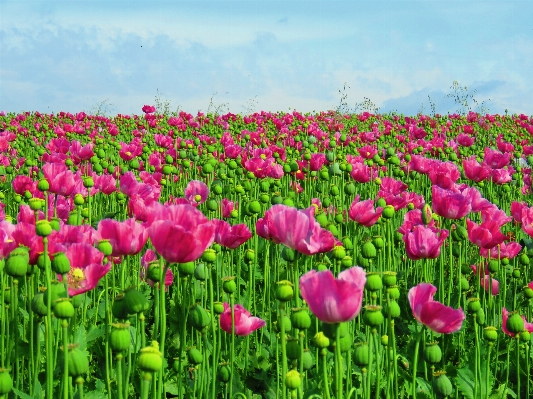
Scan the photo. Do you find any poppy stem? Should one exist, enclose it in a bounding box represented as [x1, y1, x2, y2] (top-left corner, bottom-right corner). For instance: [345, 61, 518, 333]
[411, 324, 423, 399]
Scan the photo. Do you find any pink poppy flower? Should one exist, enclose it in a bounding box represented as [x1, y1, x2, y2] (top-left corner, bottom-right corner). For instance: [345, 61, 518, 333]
[219, 303, 266, 336]
[457, 134, 475, 147]
[184, 180, 209, 207]
[299, 266, 366, 323]
[491, 168, 513, 185]
[348, 195, 383, 227]
[0, 221, 17, 260]
[408, 283, 465, 333]
[12, 175, 36, 196]
[42, 163, 77, 197]
[379, 177, 408, 196]
[482, 148, 510, 169]
[463, 187, 492, 213]
[479, 241, 521, 260]
[96, 218, 148, 256]
[462, 156, 491, 183]
[221, 198, 236, 218]
[480, 205, 512, 227]
[350, 162, 372, 183]
[510, 201, 528, 224]
[69, 140, 95, 163]
[63, 243, 112, 296]
[148, 204, 215, 264]
[501, 308, 533, 337]
[428, 161, 461, 189]
[402, 225, 449, 260]
[431, 185, 471, 220]
[466, 218, 508, 249]
[142, 105, 156, 114]
[212, 219, 252, 249]
[256, 204, 335, 255]
[471, 264, 499, 295]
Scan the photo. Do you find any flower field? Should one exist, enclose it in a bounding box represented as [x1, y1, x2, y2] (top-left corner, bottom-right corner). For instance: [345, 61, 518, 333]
[0, 107, 532, 399]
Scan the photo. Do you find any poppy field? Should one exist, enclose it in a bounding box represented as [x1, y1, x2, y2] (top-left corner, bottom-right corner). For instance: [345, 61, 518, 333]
[0, 107, 532, 399]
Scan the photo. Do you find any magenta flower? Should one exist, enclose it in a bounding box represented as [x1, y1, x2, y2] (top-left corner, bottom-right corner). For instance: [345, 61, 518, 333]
[256, 204, 335, 255]
[69, 140, 95, 163]
[482, 148, 510, 169]
[462, 156, 491, 183]
[42, 162, 77, 197]
[63, 243, 112, 296]
[510, 201, 528, 224]
[479, 241, 521, 260]
[299, 266, 366, 323]
[408, 283, 465, 333]
[148, 204, 215, 263]
[219, 303, 266, 336]
[212, 219, 252, 249]
[431, 185, 471, 220]
[221, 198, 236, 218]
[402, 225, 449, 261]
[348, 195, 383, 227]
[428, 161, 461, 189]
[96, 218, 148, 256]
[184, 180, 209, 207]
[142, 105, 156, 114]
[466, 218, 508, 249]
[501, 308, 533, 337]
[140, 249, 173, 288]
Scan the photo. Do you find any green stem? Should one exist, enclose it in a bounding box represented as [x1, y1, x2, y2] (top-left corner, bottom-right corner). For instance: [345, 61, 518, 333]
[411, 325, 423, 399]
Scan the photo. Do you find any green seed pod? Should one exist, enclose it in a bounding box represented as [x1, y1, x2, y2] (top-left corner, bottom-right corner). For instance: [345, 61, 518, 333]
[365, 273, 383, 291]
[519, 330, 531, 342]
[202, 249, 217, 263]
[68, 346, 89, 377]
[372, 236, 384, 249]
[177, 262, 195, 276]
[341, 236, 353, 250]
[274, 315, 292, 333]
[476, 308, 486, 326]
[112, 294, 129, 320]
[323, 322, 348, 340]
[285, 370, 301, 390]
[460, 277, 469, 291]
[302, 350, 314, 370]
[313, 332, 330, 349]
[331, 245, 346, 260]
[512, 268, 521, 279]
[31, 292, 48, 317]
[194, 263, 207, 280]
[483, 326, 498, 342]
[51, 252, 71, 275]
[5, 247, 30, 278]
[37, 252, 51, 271]
[222, 277, 237, 294]
[433, 371, 453, 397]
[382, 271, 396, 287]
[361, 241, 377, 259]
[206, 199, 218, 211]
[387, 286, 400, 300]
[275, 280, 294, 302]
[38, 178, 50, 192]
[43, 281, 67, 306]
[354, 342, 369, 366]
[363, 305, 384, 327]
[340, 256, 353, 269]
[217, 364, 231, 383]
[281, 246, 297, 262]
[147, 263, 162, 282]
[316, 212, 328, 228]
[137, 341, 163, 373]
[54, 298, 75, 319]
[335, 333, 353, 353]
[110, 323, 131, 353]
[467, 298, 481, 314]
[248, 200, 261, 214]
[97, 240, 113, 256]
[424, 343, 442, 364]
[123, 287, 149, 315]
[383, 300, 401, 318]
[189, 305, 211, 331]
[244, 249, 255, 263]
[213, 302, 225, 315]
[286, 339, 301, 360]
[519, 253, 529, 266]
[506, 313, 525, 334]
[382, 205, 395, 219]
[0, 369, 13, 395]
[188, 348, 203, 365]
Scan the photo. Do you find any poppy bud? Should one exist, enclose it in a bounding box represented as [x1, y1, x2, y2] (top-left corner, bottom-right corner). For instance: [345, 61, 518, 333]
[54, 298, 75, 319]
[217, 364, 231, 382]
[188, 348, 203, 365]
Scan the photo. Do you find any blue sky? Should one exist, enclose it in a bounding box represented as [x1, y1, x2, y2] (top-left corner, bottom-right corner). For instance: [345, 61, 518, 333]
[1, 0, 532, 116]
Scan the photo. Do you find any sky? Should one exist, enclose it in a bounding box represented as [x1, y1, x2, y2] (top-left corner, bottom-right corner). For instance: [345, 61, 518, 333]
[1, 0, 532, 117]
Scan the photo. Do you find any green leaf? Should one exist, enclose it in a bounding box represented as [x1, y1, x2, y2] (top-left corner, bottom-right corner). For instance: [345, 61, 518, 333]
[456, 368, 474, 399]
[87, 325, 105, 344]
[11, 387, 33, 399]
[74, 324, 87, 351]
